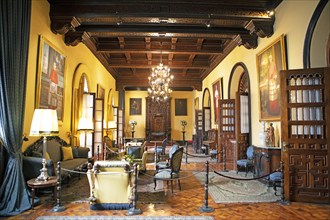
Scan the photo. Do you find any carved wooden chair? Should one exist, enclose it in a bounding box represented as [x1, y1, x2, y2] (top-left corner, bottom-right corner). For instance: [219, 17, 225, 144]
[154, 147, 183, 193]
[156, 144, 179, 171]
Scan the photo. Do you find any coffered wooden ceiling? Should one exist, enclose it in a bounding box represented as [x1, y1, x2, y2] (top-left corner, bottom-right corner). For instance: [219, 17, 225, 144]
[48, 0, 282, 91]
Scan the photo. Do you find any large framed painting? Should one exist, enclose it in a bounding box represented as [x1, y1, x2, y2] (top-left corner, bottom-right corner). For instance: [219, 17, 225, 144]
[36, 35, 66, 121]
[175, 99, 187, 116]
[256, 35, 287, 121]
[212, 77, 223, 124]
[129, 98, 142, 115]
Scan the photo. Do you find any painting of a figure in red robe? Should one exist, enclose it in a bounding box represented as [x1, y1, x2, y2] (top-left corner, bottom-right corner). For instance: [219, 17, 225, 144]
[257, 35, 286, 121]
[37, 36, 66, 120]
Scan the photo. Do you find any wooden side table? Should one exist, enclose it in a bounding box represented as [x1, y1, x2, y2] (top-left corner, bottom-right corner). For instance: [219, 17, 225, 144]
[27, 176, 57, 208]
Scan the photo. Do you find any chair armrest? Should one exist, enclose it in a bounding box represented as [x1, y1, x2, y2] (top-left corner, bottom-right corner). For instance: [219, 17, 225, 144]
[77, 147, 90, 158]
[22, 156, 55, 180]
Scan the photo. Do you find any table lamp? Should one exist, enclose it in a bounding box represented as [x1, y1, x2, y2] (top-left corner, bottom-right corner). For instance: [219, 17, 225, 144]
[30, 109, 59, 181]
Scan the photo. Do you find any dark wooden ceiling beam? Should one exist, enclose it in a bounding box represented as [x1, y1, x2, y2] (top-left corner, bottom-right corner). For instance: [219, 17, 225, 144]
[108, 63, 209, 69]
[96, 48, 223, 55]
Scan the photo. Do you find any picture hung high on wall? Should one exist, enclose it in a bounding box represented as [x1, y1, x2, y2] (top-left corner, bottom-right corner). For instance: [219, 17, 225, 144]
[256, 34, 287, 121]
[129, 98, 142, 115]
[212, 78, 223, 124]
[175, 99, 187, 116]
[36, 35, 66, 121]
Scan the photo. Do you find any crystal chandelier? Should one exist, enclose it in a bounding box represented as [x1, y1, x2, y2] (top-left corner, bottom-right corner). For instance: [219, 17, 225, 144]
[148, 43, 174, 102]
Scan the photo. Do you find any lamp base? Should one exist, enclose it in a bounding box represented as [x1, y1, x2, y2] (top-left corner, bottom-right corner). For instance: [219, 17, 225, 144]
[36, 158, 49, 182]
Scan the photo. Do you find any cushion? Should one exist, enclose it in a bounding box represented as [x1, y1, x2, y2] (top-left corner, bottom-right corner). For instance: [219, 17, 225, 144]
[127, 146, 141, 158]
[46, 139, 62, 163]
[62, 147, 73, 161]
[71, 147, 79, 158]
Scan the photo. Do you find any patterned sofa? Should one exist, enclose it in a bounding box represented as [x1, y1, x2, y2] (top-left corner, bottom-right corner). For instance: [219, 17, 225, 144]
[87, 160, 133, 210]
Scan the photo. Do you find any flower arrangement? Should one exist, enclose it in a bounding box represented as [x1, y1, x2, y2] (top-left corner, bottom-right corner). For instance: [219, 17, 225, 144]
[122, 154, 135, 165]
[180, 120, 187, 131]
[129, 120, 137, 125]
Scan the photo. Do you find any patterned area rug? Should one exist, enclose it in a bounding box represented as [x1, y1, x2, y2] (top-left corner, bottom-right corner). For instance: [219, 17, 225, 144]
[57, 172, 165, 204]
[194, 171, 280, 203]
[36, 216, 214, 220]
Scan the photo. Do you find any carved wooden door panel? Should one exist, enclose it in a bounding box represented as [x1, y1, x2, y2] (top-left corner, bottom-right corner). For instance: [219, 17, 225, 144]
[281, 67, 330, 203]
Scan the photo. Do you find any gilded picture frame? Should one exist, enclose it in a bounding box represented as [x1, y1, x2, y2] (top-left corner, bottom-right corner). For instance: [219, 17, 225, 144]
[256, 35, 287, 121]
[129, 98, 142, 115]
[36, 35, 66, 121]
[97, 84, 105, 99]
[212, 77, 223, 124]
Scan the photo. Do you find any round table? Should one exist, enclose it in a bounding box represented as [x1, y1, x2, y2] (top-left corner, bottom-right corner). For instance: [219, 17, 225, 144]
[27, 176, 57, 208]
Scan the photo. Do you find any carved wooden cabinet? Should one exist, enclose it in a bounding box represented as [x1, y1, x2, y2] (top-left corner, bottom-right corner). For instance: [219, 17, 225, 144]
[145, 97, 171, 141]
[253, 146, 281, 184]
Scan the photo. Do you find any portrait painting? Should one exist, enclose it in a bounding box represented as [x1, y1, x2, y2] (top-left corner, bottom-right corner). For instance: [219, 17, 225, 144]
[175, 99, 187, 116]
[130, 98, 142, 115]
[212, 78, 223, 124]
[256, 35, 287, 121]
[36, 35, 66, 121]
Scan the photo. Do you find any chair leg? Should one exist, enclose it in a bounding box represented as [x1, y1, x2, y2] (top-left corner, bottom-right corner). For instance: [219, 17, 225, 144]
[178, 179, 181, 191]
[245, 166, 248, 177]
[154, 179, 157, 190]
[171, 181, 173, 193]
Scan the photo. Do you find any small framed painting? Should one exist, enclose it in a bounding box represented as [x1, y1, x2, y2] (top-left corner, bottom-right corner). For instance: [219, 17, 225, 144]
[175, 99, 187, 116]
[129, 98, 142, 115]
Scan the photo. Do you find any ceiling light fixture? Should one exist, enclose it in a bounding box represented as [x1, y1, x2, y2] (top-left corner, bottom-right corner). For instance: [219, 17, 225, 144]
[148, 42, 174, 102]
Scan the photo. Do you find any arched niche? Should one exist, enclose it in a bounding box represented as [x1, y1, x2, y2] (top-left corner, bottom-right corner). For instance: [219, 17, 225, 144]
[202, 88, 211, 134]
[227, 62, 251, 145]
[70, 63, 91, 145]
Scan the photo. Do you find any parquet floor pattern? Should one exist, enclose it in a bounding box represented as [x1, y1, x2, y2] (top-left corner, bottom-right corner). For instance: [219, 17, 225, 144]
[5, 154, 330, 220]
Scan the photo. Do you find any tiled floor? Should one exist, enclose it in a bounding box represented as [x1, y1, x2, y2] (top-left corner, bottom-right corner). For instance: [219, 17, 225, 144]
[5, 147, 330, 220]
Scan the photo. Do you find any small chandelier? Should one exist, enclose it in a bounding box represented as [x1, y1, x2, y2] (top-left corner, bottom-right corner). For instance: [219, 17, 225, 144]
[148, 42, 174, 102]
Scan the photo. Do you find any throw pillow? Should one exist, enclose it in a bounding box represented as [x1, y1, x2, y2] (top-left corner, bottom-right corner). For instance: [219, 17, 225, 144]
[62, 147, 73, 161]
[71, 146, 79, 158]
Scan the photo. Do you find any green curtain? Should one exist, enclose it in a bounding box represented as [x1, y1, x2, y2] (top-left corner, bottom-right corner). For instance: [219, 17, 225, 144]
[0, 0, 32, 216]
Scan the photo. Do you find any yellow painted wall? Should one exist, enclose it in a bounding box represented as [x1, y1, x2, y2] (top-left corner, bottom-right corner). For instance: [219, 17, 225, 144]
[202, 0, 329, 147]
[124, 91, 195, 141]
[23, 0, 116, 151]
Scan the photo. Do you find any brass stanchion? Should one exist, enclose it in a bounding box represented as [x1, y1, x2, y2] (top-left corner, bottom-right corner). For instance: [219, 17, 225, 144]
[52, 161, 65, 212]
[128, 163, 142, 215]
[199, 161, 214, 212]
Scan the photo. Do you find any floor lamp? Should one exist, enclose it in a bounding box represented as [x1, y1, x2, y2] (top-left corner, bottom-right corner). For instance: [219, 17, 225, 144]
[30, 109, 59, 181]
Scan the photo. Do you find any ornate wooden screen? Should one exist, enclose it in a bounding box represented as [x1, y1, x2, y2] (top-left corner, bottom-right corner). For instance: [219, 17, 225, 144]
[281, 67, 330, 203]
[145, 97, 171, 141]
[218, 99, 236, 166]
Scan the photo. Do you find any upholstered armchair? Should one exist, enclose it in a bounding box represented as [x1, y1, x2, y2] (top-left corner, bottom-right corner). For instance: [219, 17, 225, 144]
[87, 160, 133, 210]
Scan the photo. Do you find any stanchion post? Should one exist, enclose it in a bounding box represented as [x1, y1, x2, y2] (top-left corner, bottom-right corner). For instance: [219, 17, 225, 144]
[278, 160, 290, 205]
[222, 144, 228, 172]
[52, 161, 65, 212]
[199, 161, 214, 212]
[128, 163, 142, 215]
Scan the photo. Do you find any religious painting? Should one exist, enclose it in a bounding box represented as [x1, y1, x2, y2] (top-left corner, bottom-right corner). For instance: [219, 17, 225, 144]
[256, 35, 287, 121]
[97, 84, 105, 99]
[212, 78, 223, 124]
[129, 98, 142, 115]
[36, 35, 66, 121]
[175, 99, 187, 116]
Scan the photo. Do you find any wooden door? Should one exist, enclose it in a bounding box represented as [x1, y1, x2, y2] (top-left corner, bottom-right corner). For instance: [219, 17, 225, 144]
[235, 92, 249, 161]
[218, 99, 235, 167]
[281, 67, 330, 203]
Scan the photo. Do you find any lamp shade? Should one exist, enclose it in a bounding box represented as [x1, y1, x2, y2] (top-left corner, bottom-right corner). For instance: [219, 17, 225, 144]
[78, 116, 94, 131]
[30, 109, 59, 136]
[107, 120, 117, 129]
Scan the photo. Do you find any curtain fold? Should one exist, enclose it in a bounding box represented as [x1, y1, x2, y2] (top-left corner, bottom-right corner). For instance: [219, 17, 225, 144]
[0, 0, 32, 216]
